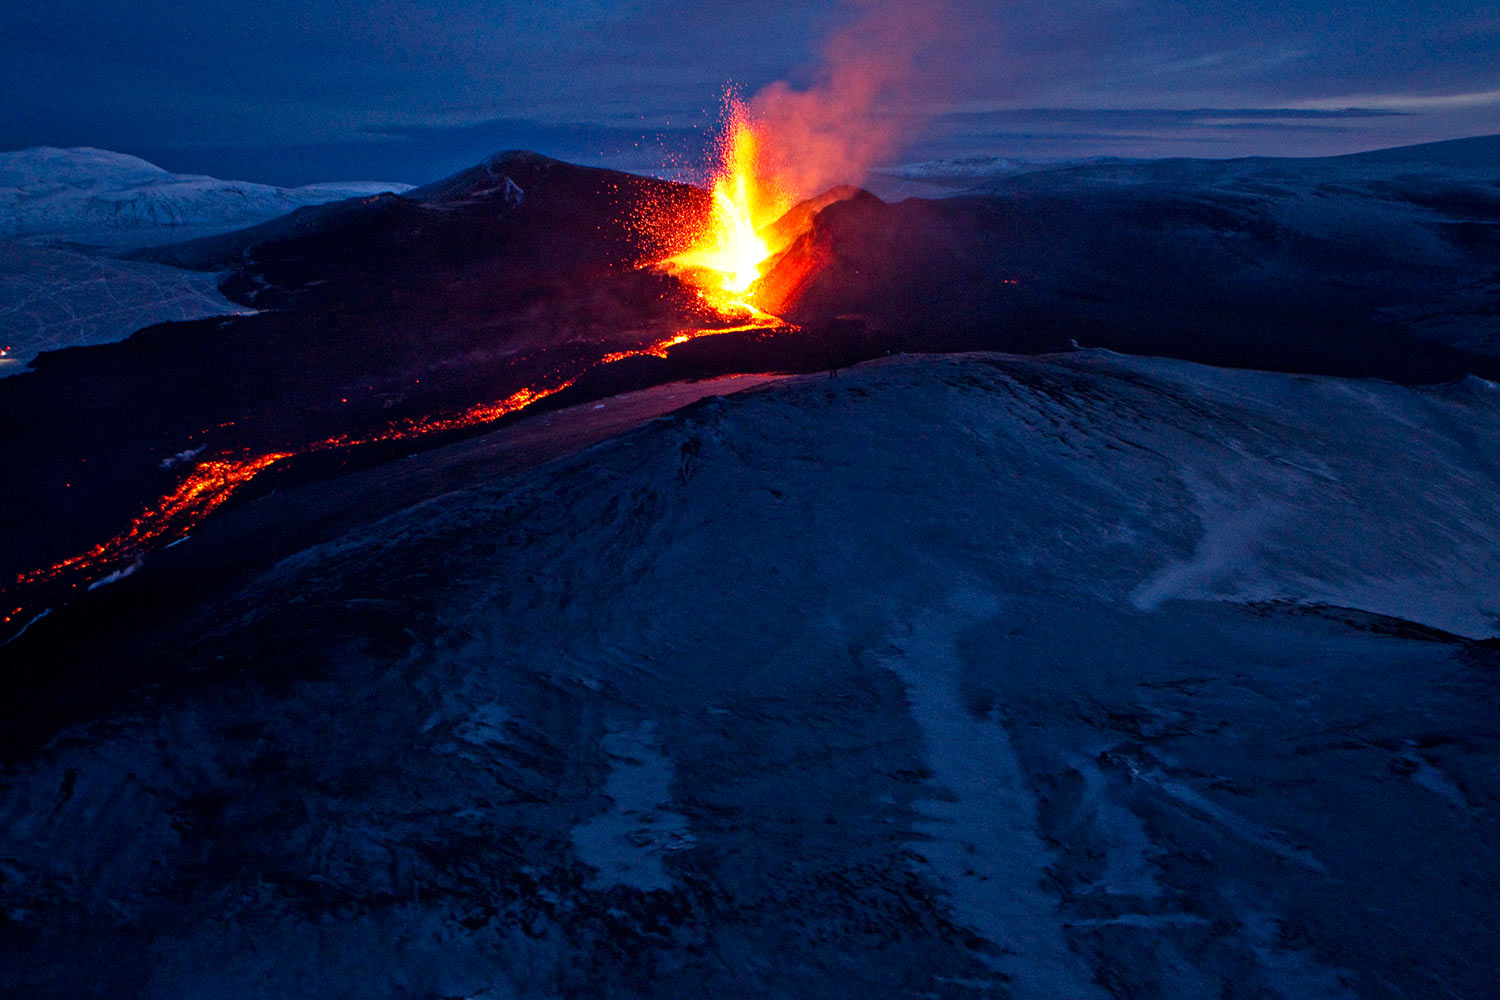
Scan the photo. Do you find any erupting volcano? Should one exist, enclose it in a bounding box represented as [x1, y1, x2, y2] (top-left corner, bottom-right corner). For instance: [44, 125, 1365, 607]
[6, 0, 1500, 989]
[0, 101, 834, 639]
[652, 98, 796, 317]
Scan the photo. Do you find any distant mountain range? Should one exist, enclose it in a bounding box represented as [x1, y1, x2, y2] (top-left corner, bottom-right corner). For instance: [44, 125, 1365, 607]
[0, 146, 411, 245]
[881, 133, 1500, 184]
[0, 148, 413, 369]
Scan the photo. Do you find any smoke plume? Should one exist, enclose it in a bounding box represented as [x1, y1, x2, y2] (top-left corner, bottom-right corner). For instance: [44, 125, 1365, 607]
[748, 0, 959, 197]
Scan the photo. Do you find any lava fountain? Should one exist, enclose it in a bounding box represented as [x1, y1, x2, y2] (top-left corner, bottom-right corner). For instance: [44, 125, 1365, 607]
[657, 98, 794, 316]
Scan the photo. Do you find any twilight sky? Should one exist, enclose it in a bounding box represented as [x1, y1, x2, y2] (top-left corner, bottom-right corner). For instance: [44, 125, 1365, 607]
[2, 0, 1498, 185]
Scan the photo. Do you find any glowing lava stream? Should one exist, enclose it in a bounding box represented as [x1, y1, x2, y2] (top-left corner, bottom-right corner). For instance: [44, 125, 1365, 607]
[11, 453, 295, 597]
[1, 317, 784, 626]
[4, 382, 580, 605]
[3, 96, 803, 634]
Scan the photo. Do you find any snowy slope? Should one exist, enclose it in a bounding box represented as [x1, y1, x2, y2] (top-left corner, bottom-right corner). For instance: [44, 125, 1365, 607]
[0, 147, 411, 245]
[0, 241, 245, 368]
[2, 351, 1496, 998]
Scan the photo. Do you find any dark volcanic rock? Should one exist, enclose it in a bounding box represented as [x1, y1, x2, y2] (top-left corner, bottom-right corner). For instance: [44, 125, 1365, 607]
[762, 143, 1500, 382]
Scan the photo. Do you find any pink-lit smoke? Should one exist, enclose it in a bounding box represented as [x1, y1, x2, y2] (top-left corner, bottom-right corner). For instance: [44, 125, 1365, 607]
[748, 0, 962, 197]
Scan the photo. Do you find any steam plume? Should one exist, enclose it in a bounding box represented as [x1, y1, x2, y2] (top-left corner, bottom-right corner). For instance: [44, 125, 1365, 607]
[749, 0, 958, 197]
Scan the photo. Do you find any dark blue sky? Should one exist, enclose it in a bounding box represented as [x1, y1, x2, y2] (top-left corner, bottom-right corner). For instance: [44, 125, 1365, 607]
[3, 0, 1497, 185]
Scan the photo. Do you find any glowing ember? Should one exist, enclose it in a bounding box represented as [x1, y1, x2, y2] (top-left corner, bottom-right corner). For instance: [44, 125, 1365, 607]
[662, 98, 793, 313]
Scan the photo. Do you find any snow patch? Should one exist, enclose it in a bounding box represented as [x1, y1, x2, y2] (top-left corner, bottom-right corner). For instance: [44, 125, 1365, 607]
[160, 445, 206, 469]
[570, 720, 692, 891]
[87, 557, 143, 591]
[879, 589, 1107, 999]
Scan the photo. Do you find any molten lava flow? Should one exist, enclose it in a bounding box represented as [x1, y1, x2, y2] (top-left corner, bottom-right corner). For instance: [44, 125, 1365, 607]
[13, 452, 293, 592]
[597, 318, 790, 365]
[2, 381, 582, 628]
[661, 99, 794, 316]
[316, 381, 579, 450]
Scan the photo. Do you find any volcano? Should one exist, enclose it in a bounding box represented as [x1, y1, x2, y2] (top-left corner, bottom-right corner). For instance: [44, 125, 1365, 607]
[2, 137, 1499, 998]
[0, 153, 810, 620]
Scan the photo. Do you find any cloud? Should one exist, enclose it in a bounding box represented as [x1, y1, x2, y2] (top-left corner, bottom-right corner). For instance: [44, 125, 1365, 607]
[1291, 90, 1500, 112]
[2, 0, 1495, 181]
[939, 107, 1408, 124]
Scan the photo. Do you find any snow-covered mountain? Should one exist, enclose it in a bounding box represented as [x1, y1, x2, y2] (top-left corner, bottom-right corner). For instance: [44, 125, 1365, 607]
[0, 147, 411, 245]
[877, 153, 1108, 185]
[3, 351, 1496, 997]
[0, 147, 412, 367]
[768, 134, 1500, 374]
[879, 134, 1500, 192]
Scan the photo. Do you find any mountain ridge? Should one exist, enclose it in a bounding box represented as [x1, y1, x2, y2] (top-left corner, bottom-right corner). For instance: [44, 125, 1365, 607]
[0, 145, 412, 244]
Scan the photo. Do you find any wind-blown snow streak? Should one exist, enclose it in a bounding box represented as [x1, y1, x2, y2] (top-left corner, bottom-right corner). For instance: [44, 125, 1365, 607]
[878, 589, 1107, 999]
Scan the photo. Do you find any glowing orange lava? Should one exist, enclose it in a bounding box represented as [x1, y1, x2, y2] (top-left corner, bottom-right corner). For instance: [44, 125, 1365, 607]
[3, 325, 800, 631]
[4, 382, 580, 621]
[661, 98, 794, 315]
[318, 381, 578, 449]
[14, 452, 293, 591]
[598, 318, 788, 365]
